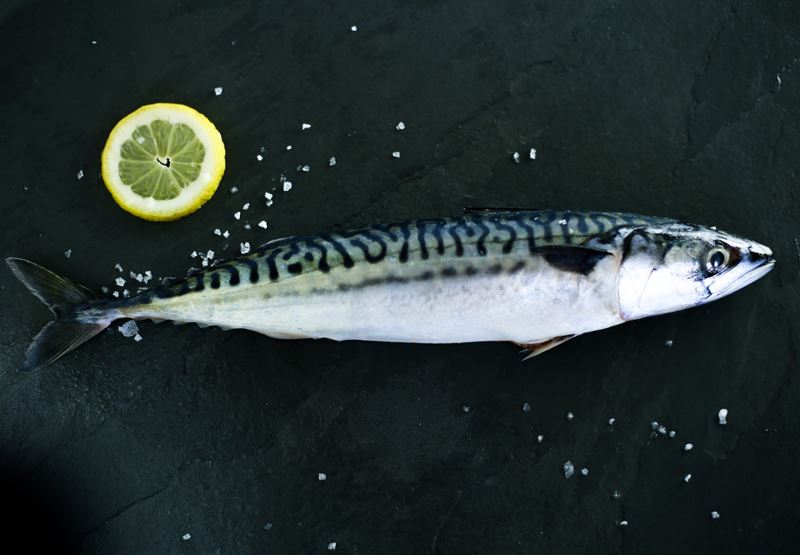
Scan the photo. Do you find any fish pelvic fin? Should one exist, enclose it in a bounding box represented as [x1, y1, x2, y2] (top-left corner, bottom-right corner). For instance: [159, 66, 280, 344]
[516, 335, 578, 361]
[6, 257, 111, 372]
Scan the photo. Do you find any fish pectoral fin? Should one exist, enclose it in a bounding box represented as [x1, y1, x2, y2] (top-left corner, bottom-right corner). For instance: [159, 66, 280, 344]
[516, 335, 578, 360]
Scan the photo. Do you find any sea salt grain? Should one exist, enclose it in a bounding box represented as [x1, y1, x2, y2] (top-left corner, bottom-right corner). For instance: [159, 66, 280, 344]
[522, 402, 531, 413]
[234, 211, 241, 220]
[182, 533, 191, 541]
[392, 151, 400, 158]
[350, 25, 358, 31]
[214, 228, 221, 236]
[683, 473, 692, 483]
[461, 405, 471, 413]
[396, 121, 405, 131]
[64, 249, 72, 258]
[669, 430, 676, 438]
[328, 542, 337, 551]
[258, 220, 268, 229]
[563, 460, 575, 479]
[665, 339, 674, 347]
[329, 157, 336, 166]
[115, 277, 125, 287]
[240, 242, 251, 255]
[608, 417, 616, 425]
[77, 169, 84, 180]
[301, 165, 310, 172]
[223, 230, 230, 239]
[529, 148, 537, 160]
[134, 333, 143, 342]
[244, 224, 251, 230]
[512, 152, 520, 163]
[718, 408, 728, 425]
[283, 181, 293, 192]
[301, 123, 311, 130]
[581, 468, 589, 476]
[243, 203, 250, 210]
[566, 412, 574, 421]
[537, 434, 544, 443]
[113, 291, 119, 298]
[118, 321, 139, 338]
[710, 511, 720, 520]
[264, 192, 273, 200]
[286, 145, 292, 150]
[684, 443, 694, 452]
[256, 154, 263, 161]
[230, 186, 239, 194]
[657, 425, 667, 436]
[214, 86, 223, 96]
[619, 520, 629, 527]
[318, 473, 327, 481]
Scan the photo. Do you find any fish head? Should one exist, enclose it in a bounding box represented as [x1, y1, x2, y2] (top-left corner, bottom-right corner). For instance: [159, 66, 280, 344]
[616, 222, 775, 320]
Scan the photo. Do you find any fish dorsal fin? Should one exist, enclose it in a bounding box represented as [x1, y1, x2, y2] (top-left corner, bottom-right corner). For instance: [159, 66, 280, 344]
[463, 207, 538, 215]
[516, 334, 578, 360]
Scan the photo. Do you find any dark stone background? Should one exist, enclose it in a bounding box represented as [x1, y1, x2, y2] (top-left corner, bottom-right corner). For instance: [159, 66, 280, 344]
[1, 0, 798, 553]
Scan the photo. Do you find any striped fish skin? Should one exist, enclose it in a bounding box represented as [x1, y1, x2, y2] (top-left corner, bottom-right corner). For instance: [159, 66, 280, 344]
[84, 209, 772, 346]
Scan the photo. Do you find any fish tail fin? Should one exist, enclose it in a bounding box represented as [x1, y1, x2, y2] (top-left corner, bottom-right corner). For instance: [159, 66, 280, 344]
[6, 257, 111, 372]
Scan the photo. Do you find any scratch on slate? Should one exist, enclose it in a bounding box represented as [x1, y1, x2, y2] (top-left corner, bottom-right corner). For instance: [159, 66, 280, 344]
[81, 485, 169, 538]
[431, 490, 462, 553]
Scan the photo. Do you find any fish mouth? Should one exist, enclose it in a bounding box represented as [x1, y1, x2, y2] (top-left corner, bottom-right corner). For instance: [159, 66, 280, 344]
[705, 252, 775, 300]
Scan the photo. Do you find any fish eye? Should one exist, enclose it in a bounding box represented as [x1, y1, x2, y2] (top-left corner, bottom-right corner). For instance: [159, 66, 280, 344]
[705, 247, 729, 274]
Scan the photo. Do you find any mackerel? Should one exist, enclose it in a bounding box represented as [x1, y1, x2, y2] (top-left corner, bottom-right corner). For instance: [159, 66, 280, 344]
[7, 209, 775, 370]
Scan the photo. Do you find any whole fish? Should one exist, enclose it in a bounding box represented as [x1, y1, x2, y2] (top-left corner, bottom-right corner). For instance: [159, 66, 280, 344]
[7, 209, 774, 371]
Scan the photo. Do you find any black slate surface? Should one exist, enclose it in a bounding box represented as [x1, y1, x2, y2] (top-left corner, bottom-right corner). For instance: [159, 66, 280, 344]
[1, 1, 799, 553]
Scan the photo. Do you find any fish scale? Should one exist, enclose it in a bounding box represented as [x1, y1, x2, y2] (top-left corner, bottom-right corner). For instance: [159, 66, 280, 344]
[6, 209, 774, 371]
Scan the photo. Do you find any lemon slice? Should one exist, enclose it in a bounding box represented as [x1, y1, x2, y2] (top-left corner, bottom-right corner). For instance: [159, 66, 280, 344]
[101, 103, 225, 221]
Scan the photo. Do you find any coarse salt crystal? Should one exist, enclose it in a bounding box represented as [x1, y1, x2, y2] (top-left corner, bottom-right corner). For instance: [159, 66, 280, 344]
[301, 123, 311, 130]
[214, 228, 221, 235]
[396, 121, 405, 131]
[665, 339, 674, 347]
[683, 473, 692, 483]
[134, 333, 143, 342]
[190, 251, 198, 258]
[244, 224, 251, 230]
[668, 430, 676, 438]
[113, 291, 119, 298]
[283, 181, 293, 192]
[684, 443, 694, 451]
[512, 152, 520, 163]
[718, 408, 728, 425]
[264, 191, 273, 200]
[566, 412, 574, 421]
[461, 405, 471, 413]
[537, 434, 544, 443]
[64, 249, 72, 258]
[118, 321, 139, 338]
[182, 533, 191, 540]
[522, 402, 531, 413]
[329, 156, 336, 166]
[206, 250, 215, 259]
[234, 211, 241, 220]
[328, 542, 337, 551]
[392, 151, 400, 158]
[619, 520, 629, 527]
[258, 220, 268, 229]
[529, 148, 537, 160]
[350, 25, 358, 31]
[608, 417, 616, 425]
[223, 230, 230, 239]
[122, 289, 129, 297]
[710, 511, 720, 520]
[77, 169, 84, 180]
[318, 473, 327, 481]
[301, 165, 310, 172]
[563, 460, 575, 479]
[101, 286, 109, 294]
[580, 468, 589, 476]
[214, 86, 223, 96]
[240, 242, 250, 254]
[558, 218, 568, 225]
[286, 145, 292, 150]
[230, 186, 239, 193]
[658, 425, 667, 435]
[115, 277, 125, 287]
[256, 154, 263, 161]
[243, 203, 250, 210]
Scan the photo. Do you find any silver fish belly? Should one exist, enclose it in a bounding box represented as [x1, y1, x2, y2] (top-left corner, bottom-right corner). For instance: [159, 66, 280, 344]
[7, 209, 775, 371]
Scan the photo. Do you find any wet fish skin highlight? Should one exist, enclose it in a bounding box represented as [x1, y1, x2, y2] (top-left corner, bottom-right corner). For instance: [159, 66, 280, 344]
[7, 209, 775, 371]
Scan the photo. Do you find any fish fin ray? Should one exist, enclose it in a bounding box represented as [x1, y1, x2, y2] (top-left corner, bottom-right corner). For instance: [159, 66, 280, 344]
[6, 257, 111, 371]
[516, 334, 578, 360]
